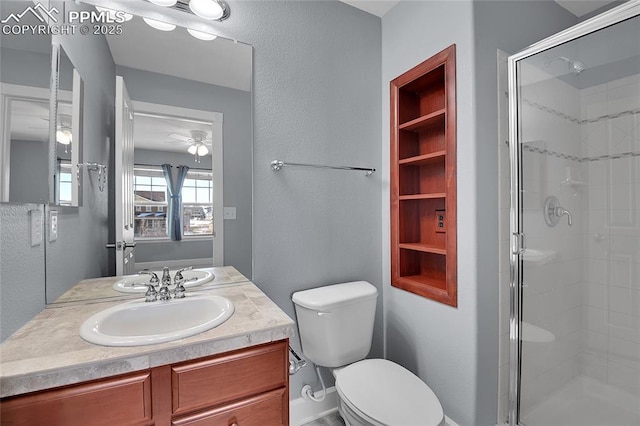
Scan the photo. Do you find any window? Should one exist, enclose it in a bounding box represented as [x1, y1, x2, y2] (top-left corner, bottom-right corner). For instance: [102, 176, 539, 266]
[58, 160, 73, 206]
[133, 166, 213, 239]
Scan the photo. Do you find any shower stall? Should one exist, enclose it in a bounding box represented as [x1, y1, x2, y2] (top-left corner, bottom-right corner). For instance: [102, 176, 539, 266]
[506, 2, 640, 425]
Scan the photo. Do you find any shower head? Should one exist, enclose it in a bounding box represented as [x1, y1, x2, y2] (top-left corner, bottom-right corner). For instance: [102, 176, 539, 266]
[545, 56, 586, 75]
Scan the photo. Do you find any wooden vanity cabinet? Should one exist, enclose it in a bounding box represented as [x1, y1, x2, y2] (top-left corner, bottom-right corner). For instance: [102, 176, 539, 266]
[0, 340, 289, 426]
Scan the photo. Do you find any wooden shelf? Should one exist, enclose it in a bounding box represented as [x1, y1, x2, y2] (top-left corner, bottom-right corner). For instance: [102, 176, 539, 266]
[390, 44, 457, 307]
[399, 151, 446, 166]
[398, 243, 446, 255]
[399, 109, 446, 132]
[399, 193, 446, 201]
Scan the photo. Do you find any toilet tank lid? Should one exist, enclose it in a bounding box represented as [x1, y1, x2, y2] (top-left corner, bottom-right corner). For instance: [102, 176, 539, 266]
[292, 281, 377, 310]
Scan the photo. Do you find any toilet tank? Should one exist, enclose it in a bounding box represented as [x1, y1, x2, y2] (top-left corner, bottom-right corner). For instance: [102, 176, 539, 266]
[292, 281, 377, 368]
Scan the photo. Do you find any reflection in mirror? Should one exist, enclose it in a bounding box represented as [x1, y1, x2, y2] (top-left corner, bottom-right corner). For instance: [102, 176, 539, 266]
[0, 1, 52, 203]
[43, 3, 252, 305]
[53, 44, 83, 206]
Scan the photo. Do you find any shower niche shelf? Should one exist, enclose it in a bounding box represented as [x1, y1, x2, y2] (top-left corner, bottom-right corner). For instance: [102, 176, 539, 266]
[390, 44, 457, 307]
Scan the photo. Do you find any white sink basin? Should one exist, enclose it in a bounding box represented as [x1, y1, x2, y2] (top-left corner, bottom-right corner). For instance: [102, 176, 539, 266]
[113, 269, 214, 293]
[80, 294, 234, 346]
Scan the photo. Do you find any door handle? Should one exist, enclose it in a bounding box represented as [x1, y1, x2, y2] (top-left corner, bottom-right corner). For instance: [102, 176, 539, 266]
[106, 241, 137, 249]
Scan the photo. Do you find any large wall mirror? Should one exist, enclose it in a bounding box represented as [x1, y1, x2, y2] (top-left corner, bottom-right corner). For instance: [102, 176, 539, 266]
[0, 0, 253, 313]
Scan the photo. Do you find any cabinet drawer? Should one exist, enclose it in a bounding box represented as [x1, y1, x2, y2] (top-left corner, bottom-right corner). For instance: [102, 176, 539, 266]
[172, 388, 287, 426]
[0, 371, 152, 426]
[171, 340, 288, 415]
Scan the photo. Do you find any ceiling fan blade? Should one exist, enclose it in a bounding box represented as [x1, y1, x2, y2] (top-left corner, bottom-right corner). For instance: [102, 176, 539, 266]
[169, 133, 192, 142]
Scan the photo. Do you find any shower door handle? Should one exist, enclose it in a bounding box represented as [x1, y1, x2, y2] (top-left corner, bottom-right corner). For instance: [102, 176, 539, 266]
[512, 232, 526, 255]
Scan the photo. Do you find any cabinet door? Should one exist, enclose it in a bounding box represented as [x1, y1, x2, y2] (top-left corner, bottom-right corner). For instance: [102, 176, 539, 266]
[172, 388, 287, 426]
[0, 371, 152, 426]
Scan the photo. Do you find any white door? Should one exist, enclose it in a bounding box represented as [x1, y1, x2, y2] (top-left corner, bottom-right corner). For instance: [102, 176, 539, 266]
[114, 76, 135, 275]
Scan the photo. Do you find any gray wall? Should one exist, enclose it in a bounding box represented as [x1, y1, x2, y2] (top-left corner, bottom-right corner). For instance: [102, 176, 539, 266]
[0, 204, 45, 341]
[381, 1, 577, 424]
[227, 1, 383, 397]
[9, 140, 49, 203]
[133, 148, 213, 264]
[117, 66, 252, 278]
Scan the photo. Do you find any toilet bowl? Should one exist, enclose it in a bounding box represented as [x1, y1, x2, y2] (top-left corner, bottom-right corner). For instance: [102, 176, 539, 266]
[292, 281, 445, 426]
[334, 359, 444, 426]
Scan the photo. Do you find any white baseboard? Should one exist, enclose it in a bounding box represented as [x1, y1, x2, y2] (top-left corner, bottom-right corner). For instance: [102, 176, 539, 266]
[290, 386, 339, 426]
[289, 386, 458, 426]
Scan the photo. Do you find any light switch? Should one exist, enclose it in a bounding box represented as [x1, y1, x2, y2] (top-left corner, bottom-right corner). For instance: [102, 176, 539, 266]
[29, 209, 42, 247]
[223, 207, 236, 220]
[49, 210, 58, 242]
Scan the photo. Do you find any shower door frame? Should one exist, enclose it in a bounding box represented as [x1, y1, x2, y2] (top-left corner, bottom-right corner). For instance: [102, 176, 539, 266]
[507, 1, 640, 425]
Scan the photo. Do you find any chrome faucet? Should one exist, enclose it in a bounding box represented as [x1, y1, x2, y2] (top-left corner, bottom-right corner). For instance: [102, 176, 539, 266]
[174, 266, 193, 283]
[161, 266, 171, 287]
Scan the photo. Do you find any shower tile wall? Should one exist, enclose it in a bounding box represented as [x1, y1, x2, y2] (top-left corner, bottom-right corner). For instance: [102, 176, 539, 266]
[498, 71, 640, 422]
[580, 73, 640, 397]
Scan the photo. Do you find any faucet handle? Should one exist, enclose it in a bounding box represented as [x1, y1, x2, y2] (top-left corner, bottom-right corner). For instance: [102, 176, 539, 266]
[139, 270, 159, 284]
[144, 284, 157, 302]
[174, 266, 193, 282]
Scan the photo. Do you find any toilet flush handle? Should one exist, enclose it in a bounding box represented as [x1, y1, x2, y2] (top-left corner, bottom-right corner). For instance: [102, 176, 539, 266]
[317, 312, 332, 317]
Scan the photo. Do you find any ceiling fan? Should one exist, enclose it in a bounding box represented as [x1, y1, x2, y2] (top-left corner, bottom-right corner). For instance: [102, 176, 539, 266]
[169, 130, 211, 161]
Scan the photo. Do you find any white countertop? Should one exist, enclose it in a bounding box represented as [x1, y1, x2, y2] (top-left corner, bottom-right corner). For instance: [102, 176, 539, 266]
[0, 279, 294, 398]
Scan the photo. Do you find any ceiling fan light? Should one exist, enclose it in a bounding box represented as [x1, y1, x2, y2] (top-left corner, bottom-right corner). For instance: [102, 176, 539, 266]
[142, 17, 176, 31]
[187, 144, 198, 155]
[189, 0, 224, 20]
[148, 0, 177, 6]
[197, 144, 209, 156]
[187, 28, 218, 41]
[57, 130, 71, 145]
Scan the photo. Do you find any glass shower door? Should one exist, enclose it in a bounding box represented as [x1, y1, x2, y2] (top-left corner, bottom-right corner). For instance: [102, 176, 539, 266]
[509, 4, 640, 425]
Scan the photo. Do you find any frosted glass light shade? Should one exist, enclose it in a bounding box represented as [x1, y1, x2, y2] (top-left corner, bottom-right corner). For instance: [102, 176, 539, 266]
[187, 144, 198, 155]
[148, 0, 177, 6]
[197, 144, 209, 156]
[187, 28, 217, 41]
[143, 17, 176, 31]
[189, 0, 224, 20]
[57, 130, 71, 145]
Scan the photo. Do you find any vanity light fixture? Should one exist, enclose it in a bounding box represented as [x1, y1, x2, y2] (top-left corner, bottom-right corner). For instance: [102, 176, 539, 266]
[148, 0, 178, 6]
[145, 0, 230, 21]
[187, 28, 217, 41]
[143, 17, 176, 31]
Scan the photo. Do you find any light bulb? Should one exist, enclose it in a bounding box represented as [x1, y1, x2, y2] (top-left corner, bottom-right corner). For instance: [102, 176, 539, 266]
[187, 144, 198, 155]
[189, 0, 224, 20]
[187, 28, 217, 41]
[148, 0, 177, 6]
[197, 144, 209, 156]
[143, 17, 176, 31]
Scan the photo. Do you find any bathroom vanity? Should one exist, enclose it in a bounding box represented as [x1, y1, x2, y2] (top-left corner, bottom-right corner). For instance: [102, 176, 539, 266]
[0, 273, 294, 425]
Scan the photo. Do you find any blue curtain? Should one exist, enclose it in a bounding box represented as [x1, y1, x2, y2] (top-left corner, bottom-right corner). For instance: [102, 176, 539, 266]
[162, 164, 189, 241]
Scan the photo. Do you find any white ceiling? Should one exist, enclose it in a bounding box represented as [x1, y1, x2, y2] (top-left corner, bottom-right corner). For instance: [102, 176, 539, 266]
[339, 0, 620, 18]
[105, 15, 252, 92]
[134, 113, 212, 154]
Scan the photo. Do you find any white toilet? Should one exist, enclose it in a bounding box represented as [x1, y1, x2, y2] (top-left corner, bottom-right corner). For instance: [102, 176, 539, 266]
[292, 281, 445, 426]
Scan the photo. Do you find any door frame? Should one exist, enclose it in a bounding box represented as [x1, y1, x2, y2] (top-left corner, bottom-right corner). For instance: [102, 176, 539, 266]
[129, 101, 224, 267]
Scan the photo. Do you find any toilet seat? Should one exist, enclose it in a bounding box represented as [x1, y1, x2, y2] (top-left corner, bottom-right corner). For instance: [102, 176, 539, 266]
[335, 359, 445, 426]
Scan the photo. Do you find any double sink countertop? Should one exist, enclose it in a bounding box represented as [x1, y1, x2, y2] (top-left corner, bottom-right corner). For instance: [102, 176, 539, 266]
[0, 266, 294, 399]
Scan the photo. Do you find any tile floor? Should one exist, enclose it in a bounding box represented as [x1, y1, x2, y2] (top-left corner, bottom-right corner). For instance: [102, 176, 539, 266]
[300, 411, 346, 426]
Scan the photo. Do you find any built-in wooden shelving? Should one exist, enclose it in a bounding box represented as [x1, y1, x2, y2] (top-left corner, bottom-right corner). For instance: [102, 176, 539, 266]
[390, 44, 457, 307]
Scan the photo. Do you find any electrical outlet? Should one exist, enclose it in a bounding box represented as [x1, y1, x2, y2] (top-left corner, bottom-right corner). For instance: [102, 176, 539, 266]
[435, 209, 446, 233]
[49, 210, 58, 242]
[29, 209, 42, 247]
